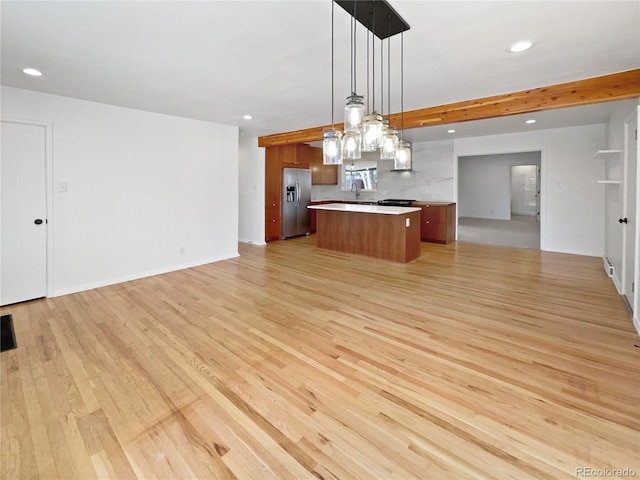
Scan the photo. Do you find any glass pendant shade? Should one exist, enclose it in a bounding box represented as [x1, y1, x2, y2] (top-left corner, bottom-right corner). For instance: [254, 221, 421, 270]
[394, 139, 412, 170]
[381, 117, 390, 133]
[380, 126, 399, 160]
[361, 112, 384, 152]
[344, 94, 365, 132]
[323, 128, 343, 165]
[343, 130, 362, 160]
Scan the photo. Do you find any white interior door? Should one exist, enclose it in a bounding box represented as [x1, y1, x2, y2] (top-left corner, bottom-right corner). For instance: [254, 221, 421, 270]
[1, 121, 47, 306]
[510, 165, 538, 216]
[623, 113, 638, 310]
[535, 165, 541, 223]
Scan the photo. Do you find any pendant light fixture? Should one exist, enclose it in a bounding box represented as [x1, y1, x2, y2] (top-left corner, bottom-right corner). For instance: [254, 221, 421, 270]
[323, 1, 343, 165]
[333, 0, 409, 160]
[394, 30, 412, 170]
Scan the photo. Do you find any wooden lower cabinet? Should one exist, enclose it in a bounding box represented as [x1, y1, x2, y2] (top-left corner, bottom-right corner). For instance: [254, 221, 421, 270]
[412, 202, 456, 244]
[265, 147, 283, 242]
[265, 202, 281, 241]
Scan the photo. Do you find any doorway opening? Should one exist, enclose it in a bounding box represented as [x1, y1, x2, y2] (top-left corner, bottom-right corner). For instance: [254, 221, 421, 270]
[457, 151, 541, 249]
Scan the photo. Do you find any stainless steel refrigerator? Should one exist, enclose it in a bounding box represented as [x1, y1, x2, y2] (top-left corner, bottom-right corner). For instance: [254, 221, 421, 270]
[282, 168, 311, 239]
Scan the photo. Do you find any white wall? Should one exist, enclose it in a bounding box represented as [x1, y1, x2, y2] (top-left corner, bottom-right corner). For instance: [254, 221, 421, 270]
[454, 125, 606, 256]
[2, 87, 239, 296]
[238, 135, 266, 245]
[458, 152, 541, 220]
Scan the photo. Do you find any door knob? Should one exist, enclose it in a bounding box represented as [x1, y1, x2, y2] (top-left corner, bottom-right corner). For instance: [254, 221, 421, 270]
[34, 219, 43, 225]
[619, 218, 628, 224]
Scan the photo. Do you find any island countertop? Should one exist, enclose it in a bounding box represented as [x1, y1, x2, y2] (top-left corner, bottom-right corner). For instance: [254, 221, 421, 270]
[308, 202, 422, 215]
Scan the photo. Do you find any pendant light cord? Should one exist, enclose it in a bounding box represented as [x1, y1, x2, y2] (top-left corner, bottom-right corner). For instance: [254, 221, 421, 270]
[380, 30, 384, 116]
[366, 30, 370, 112]
[352, 1, 357, 95]
[387, 16, 391, 122]
[400, 31, 404, 140]
[371, 2, 376, 113]
[350, 14, 354, 94]
[331, 0, 335, 127]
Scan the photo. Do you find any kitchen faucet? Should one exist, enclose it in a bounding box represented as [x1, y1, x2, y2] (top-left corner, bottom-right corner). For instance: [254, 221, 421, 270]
[350, 182, 360, 199]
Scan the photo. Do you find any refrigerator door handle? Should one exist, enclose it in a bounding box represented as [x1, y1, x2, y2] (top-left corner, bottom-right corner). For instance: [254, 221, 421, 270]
[296, 180, 301, 207]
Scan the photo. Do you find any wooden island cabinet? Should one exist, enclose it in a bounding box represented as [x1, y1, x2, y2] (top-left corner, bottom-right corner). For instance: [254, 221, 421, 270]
[309, 203, 422, 263]
[309, 201, 335, 233]
[412, 202, 456, 244]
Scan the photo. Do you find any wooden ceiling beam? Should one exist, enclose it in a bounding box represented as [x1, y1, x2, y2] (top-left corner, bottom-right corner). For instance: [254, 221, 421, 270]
[257, 69, 640, 148]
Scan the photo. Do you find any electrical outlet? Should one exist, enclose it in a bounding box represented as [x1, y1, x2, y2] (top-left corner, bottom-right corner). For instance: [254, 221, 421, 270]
[180, 246, 186, 255]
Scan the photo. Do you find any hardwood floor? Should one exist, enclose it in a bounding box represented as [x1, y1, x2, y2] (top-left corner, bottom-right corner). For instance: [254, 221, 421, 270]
[1, 237, 638, 479]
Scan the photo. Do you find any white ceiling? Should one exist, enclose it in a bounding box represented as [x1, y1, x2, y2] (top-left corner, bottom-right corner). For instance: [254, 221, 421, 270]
[2, 1, 639, 142]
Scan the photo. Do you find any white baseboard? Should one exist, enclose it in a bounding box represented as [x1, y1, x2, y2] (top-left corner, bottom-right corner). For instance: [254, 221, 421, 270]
[238, 238, 267, 246]
[612, 274, 623, 294]
[52, 253, 239, 298]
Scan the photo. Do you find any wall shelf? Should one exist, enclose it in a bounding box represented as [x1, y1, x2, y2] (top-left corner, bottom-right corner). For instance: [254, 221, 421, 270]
[597, 180, 621, 185]
[593, 149, 621, 160]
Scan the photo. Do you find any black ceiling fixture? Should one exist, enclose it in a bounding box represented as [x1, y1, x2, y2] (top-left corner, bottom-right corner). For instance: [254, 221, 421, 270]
[334, 0, 410, 39]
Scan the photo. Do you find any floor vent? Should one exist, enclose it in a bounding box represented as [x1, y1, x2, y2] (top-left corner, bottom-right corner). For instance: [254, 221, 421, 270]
[603, 256, 615, 277]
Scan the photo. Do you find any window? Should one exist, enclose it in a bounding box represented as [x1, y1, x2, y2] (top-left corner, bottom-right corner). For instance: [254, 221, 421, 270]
[342, 157, 378, 191]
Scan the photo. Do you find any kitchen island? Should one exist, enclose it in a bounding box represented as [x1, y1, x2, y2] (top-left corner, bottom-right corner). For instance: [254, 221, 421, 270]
[307, 203, 422, 263]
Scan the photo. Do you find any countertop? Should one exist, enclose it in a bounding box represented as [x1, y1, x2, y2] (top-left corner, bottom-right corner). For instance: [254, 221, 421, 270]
[307, 203, 422, 215]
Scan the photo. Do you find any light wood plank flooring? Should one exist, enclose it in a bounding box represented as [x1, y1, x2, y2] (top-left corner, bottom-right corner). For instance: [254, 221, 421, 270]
[1, 237, 638, 479]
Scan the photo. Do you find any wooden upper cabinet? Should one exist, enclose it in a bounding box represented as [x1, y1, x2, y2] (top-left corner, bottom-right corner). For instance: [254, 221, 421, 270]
[281, 144, 310, 168]
[310, 147, 338, 185]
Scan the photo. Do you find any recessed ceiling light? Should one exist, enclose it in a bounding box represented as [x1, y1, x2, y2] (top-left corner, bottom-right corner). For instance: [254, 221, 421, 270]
[508, 40, 534, 53]
[525, 119, 536, 124]
[22, 67, 43, 77]
[447, 129, 456, 133]
[243, 115, 253, 120]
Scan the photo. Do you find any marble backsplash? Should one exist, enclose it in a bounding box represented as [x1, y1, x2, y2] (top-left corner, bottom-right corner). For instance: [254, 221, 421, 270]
[311, 139, 455, 202]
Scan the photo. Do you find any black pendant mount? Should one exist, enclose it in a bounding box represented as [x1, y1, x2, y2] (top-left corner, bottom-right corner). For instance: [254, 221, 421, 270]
[334, 0, 410, 40]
